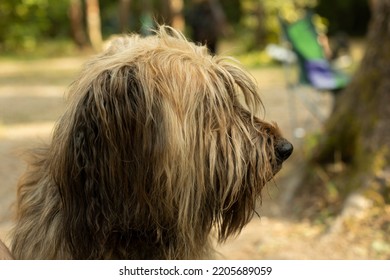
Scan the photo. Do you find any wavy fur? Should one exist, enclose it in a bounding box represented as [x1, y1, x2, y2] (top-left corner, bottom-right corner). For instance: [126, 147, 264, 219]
[11, 26, 292, 259]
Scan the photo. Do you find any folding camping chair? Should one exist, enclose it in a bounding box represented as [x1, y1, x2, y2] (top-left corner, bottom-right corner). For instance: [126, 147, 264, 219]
[278, 11, 350, 137]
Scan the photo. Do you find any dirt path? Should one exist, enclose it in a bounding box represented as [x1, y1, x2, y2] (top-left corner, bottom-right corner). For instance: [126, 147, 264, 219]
[0, 56, 384, 259]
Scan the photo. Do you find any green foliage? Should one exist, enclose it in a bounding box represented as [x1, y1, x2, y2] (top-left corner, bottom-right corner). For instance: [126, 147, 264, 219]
[0, 0, 370, 56]
[239, 0, 319, 50]
[219, 0, 242, 25]
[235, 49, 274, 68]
[0, 0, 69, 52]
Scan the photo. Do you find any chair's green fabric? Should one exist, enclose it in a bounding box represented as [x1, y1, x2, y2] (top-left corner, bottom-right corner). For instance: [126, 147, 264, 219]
[280, 12, 350, 91]
[286, 18, 324, 60]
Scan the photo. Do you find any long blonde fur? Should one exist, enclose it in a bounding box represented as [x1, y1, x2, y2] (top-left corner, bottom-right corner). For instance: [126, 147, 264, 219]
[11, 26, 291, 259]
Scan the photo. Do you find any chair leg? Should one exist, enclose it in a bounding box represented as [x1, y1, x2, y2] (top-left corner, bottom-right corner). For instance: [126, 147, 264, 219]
[287, 84, 306, 139]
[294, 87, 327, 123]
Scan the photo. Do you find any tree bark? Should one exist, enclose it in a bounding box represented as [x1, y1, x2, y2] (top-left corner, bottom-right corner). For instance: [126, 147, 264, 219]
[86, 0, 103, 51]
[69, 0, 88, 48]
[160, 0, 173, 26]
[119, 0, 132, 33]
[253, 1, 267, 48]
[170, 0, 184, 31]
[315, 0, 390, 166]
[290, 0, 390, 216]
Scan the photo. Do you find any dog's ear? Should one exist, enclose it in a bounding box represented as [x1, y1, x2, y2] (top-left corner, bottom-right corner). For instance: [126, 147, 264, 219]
[51, 66, 148, 258]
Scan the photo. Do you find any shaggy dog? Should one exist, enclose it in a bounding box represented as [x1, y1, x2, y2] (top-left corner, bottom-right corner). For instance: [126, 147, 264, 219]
[10, 26, 293, 259]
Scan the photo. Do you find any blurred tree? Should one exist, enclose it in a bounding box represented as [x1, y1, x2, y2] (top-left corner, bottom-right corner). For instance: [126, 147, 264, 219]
[253, 1, 266, 49]
[0, 0, 69, 52]
[185, 0, 227, 53]
[219, 0, 241, 25]
[292, 0, 390, 216]
[119, 0, 132, 33]
[86, 0, 103, 51]
[159, 0, 173, 26]
[170, 0, 185, 31]
[316, 0, 370, 36]
[69, 0, 88, 48]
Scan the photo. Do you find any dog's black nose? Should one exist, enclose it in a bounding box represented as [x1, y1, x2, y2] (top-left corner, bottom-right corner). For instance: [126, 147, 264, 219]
[275, 139, 293, 161]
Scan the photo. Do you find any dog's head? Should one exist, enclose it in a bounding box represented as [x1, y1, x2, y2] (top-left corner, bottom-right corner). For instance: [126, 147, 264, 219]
[51, 26, 292, 258]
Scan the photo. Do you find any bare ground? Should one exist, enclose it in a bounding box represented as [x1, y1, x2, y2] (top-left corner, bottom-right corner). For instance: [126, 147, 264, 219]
[0, 56, 388, 259]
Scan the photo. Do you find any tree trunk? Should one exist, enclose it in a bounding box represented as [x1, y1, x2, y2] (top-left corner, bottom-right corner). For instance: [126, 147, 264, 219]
[291, 0, 390, 216]
[119, 0, 132, 33]
[86, 0, 103, 51]
[160, 0, 173, 26]
[253, 1, 267, 48]
[69, 0, 88, 48]
[315, 0, 390, 166]
[170, 0, 184, 31]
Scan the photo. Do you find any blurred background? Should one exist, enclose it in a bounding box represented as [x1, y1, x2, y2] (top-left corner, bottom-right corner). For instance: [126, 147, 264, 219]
[0, 0, 370, 60]
[1, 0, 389, 259]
